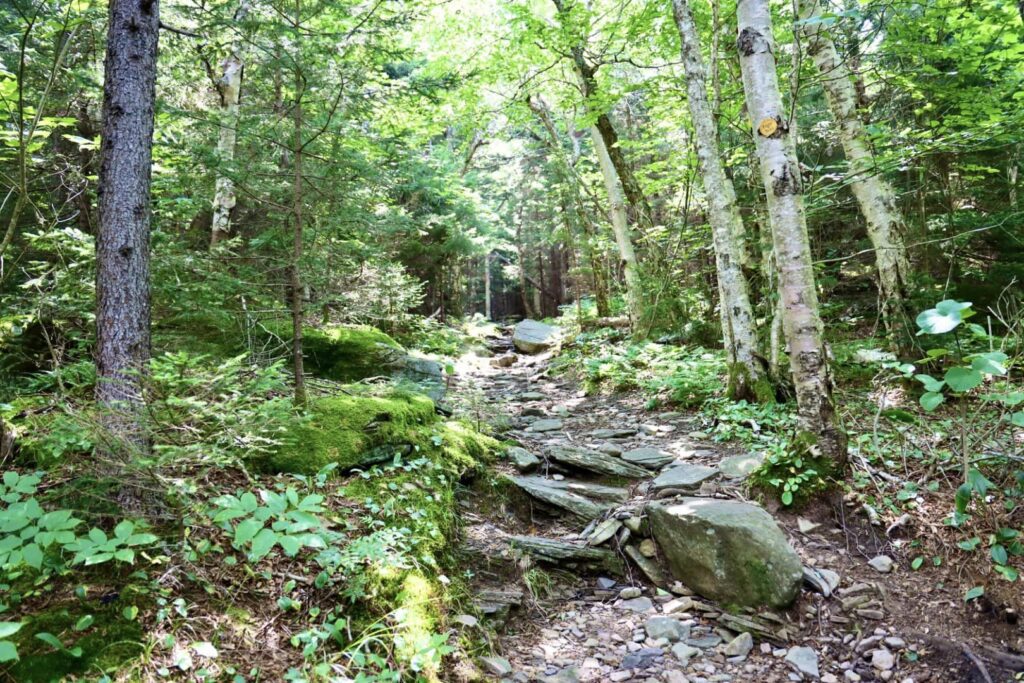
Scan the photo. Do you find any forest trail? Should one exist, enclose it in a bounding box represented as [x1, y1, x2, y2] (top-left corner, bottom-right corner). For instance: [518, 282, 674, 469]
[449, 326, 1012, 683]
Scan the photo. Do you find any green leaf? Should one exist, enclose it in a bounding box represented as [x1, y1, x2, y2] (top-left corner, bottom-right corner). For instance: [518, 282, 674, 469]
[1009, 412, 1024, 427]
[995, 565, 1018, 581]
[970, 352, 1007, 376]
[278, 535, 302, 557]
[114, 548, 135, 563]
[192, 641, 218, 658]
[0, 640, 17, 663]
[955, 483, 973, 513]
[74, 615, 94, 631]
[36, 632, 75, 654]
[966, 468, 995, 495]
[233, 519, 262, 547]
[958, 537, 981, 551]
[911, 556, 924, 570]
[22, 542, 43, 570]
[915, 374, 945, 392]
[916, 300, 972, 335]
[964, 585, 985, 602]
[920, 392, 944, 411]
[113, 520, 135, 539]
[125, 533, 158, 546]
[248, 528, 278, 561]
[991, 544, 1008, 565]
[781, 491, 793, 506]
[0, 622, 24, 639]
[944, 367, 983, 392]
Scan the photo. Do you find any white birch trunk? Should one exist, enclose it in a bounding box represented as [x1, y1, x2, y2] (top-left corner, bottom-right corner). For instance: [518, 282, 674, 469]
[590, 126, 643, 328]
[736, 0, 846, 463]
[210, 2, 249, 247]
[672, 0, 769, 401]
[799, 0, 912, 350]
[484, 252, 492, 320]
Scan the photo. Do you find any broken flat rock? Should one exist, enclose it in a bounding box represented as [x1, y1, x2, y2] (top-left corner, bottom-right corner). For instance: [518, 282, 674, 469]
[625, 544, 667, 586]
[587, 518, 623, 546]
[510, 476, 615, 521]
[621, 447, 674, 470]
[509, 535, 622, 573]
[718, 452, 764, 479]
[514, 475, 630, 503]
[528, 418, 563, 433]
[651, 463, 719, 492]
[591, 427, 637, 439]
[506, 446, 540, 471]
[548, 445, 650, 478]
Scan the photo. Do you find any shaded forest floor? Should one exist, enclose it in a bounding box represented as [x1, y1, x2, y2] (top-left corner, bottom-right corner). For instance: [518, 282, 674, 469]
[451, 327, 1024, 683]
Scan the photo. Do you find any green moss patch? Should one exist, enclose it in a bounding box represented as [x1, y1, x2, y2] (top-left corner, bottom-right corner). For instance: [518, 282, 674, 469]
[9, 598, 144, 682]
[268, 387, 437, 474]
[302, 325, 406, 382]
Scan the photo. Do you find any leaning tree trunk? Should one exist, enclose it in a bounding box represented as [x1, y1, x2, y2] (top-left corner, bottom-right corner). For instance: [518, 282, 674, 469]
[591, 126, 643, 329]
[736, 0, 846, 464]
[210, 1, 249, 247]
[95, 0, 159, 459]
[798, 0, 912, 353]
[672, 0, 770, 402]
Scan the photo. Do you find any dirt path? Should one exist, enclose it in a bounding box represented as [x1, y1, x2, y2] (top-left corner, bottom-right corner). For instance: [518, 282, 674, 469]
[450, 333, 1020, 683]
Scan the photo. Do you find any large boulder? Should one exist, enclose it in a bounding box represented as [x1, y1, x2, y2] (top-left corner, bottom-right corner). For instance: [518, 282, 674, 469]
[513, 319, 557, 353]
[647, 498, 803, 608]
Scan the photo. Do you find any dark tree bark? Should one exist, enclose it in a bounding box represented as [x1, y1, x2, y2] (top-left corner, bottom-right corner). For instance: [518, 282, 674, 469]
[290, 0, 306, 406]
[95, 0, 160, 448]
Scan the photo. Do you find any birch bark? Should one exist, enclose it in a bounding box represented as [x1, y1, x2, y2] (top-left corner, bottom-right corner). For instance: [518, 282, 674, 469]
[736, 0, 846, 463]
[798, 0, 912, 350]
[591, 126, 643, 327]
[672, 0, 769, 401]
[210, 1, 250, 247]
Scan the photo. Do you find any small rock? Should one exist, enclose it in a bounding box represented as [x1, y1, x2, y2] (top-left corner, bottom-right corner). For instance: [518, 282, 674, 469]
[479, 656, 512, 676]
[621, 647, 664, 669]
[597, 577, 617, 590]
[672, 642, 700, 663]
[597, 443, 623, 456]
[620, 597, 655, 613]
[506, 446, 540, 471]
[867, 555, 894, 573]
[785, 647, 820, 679]
[723, 633, 753, 658]
[663, 597, 694, 614]
[645, 616, 689, 642]
[821, 675, 839, 683]
[490, 353, 517, 368]
[844, 672, 861, 682]
[529, 418, 563, 433]
[453, 614, 479, 627]
[797, 518, 821, 534]
[871, 649, 895, 671]
[620, 587, 643, 599]
[883, 637, 906, 650]
[639, 539, 658, 558]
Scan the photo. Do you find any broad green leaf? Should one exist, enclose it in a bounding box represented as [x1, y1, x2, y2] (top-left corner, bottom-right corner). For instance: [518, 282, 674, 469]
[920, 392, 944, 411]
[781, 491, 793, 506]
[970, 352, 1007, 376]
[915, 374, 945, 392]
[911, 556, 924, 570]
[234, 519, 262, 546]
[113, 520, 135, 539]
[114, 548, 135, 563]
[991, 544, 1008, 565]
[74, 615, 94, 631]
[958, 537, 981, 551]
[1009, 412, 1024, 427]
[192, 641, 218, 658]
[916, 300, 972, 335]
[278, 535, 302, 557]
[126, 533, 158, 546]
[0, 640, 17, 662]
[22, 543, 42, 570]
[964, 585, 985, 601]
[0, 622, 23, 639]
[249, 528, 277, 561]
[966, 468, 995, 495]
[944, 367, 982, 392]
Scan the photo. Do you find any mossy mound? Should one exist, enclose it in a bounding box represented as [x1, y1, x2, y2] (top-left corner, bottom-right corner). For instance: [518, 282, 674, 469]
[269, 387, 437, 474]
[303, 325, 406, 382]
[9, 597, 144, 681]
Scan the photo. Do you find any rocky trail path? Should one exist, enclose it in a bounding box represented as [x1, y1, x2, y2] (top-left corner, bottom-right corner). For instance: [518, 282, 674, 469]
[449, 324, 1016, 683]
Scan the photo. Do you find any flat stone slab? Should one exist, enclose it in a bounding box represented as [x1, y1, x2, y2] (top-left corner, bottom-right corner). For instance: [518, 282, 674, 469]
[510, 476, 614, 521]
[517, 391, 547, 402]
[622, 447, 674, 470]
[528, 418, 563, 433]
[506, 446, 540, 471]
[591, 428, 637, 439]
[509, 535, 622, 573]
[651, 463, 718, 491]
[719, 452, 764, 479]
[513, 319, 557, 354]
[549, 445, 650, 478]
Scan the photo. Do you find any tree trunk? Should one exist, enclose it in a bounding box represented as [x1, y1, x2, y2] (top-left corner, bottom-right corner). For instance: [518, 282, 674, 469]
[672, 0, 769, 402]
[736, 0, 846, 464]
[798, 0, 912, 353]
[95, 0, 159, 456]
[290, 0, 306, 407]
[210, 1, 249, 247]
[484, 252, 492, 320]
[591, 126, 643, 329]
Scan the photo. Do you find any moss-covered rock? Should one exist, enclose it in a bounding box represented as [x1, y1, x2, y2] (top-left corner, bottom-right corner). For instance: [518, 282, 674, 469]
[303, 325, 406, 382]
[9, 598, 144, 682]
[268, 387, 437, 473]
